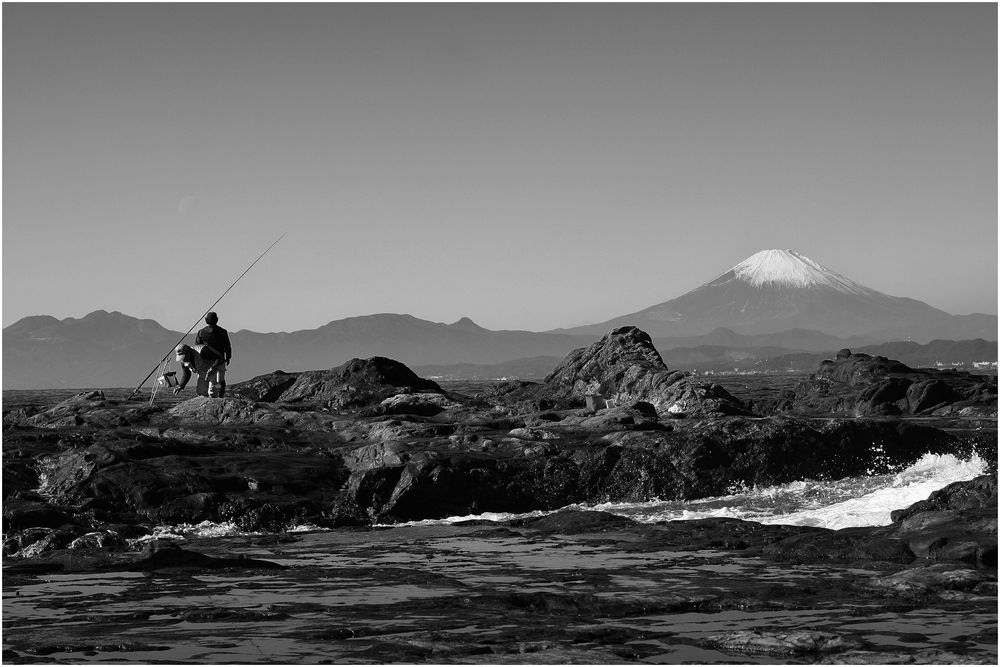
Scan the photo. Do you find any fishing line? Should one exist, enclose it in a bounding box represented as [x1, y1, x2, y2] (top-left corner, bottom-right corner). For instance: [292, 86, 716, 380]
[127, 233, 286, 400]
[147, 356, 171, 407]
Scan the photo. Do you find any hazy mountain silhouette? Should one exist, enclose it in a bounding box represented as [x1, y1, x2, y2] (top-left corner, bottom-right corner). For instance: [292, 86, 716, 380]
[3, 311, 183, 390]
[558, 249, 997, 342]
[2, 311, 597, 389]
[653, 327, 877, 352]
[3, 249, 996, 389]
[5, 309, 995, 390]
[415, 338, 997, 381]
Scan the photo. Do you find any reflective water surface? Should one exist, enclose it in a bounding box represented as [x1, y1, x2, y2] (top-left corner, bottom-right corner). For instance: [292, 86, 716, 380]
[4, 525, 996, 664]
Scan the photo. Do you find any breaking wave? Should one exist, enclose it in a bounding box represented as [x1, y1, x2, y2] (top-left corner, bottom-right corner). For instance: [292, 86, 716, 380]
[136, 521, 323, 542]
[405, 452, 988, 530]
[142, 453, 987, 540]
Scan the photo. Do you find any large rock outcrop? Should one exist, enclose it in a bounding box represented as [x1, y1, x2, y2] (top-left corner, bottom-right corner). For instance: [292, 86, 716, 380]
[791, 350, 997, 417]
[231, 357, 443, 409]
[538, 327, 750, 417]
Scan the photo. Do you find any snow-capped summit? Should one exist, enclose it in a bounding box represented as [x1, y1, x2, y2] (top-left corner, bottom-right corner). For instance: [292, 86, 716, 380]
[729, 249, 845, 288]
[717, 249, 870, 295]
[561, 248, 974, 339]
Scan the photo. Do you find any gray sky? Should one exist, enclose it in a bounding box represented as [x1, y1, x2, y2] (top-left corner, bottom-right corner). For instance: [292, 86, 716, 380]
[4, 3, 997, 333]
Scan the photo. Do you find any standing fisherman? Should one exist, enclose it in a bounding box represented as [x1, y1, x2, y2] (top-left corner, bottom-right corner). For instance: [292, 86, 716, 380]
[195, 312, 233, 398]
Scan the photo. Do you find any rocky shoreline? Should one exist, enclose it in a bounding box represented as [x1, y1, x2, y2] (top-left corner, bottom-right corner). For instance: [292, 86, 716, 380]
[3, 326, 996, 663]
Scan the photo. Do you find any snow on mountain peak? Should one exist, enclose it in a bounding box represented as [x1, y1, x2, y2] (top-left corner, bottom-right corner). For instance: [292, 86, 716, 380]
[730, 249, 865, 292]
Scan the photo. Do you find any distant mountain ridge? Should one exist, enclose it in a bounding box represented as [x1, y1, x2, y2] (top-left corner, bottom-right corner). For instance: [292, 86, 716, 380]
[416, 339, 999, 381]
[4, 309, 995, 390]
[652, 327, 876, 353]
[2, 311, 597, 390]
[559, 249, 997, 342]
[2, 251, 995, 389]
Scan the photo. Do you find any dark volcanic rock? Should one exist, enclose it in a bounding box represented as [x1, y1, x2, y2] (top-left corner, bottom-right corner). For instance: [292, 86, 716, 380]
[791, 351, 997, 417]
[125, 544, 286, 572]
[330, 416, 959, 524]
[703, 630, 862, 657]
[499, 589, 711, 617]
[760, 529, 917, 564]
[3, 352, 996, 570]
[906, 379, 961, 414]
[242, 357, 444, 409]
[363, 392, 461, 417]
[164, 397, 291, 427]
[229, 370, 299, 402]
[815, 352, 911, 386]
[12, 391, 131, 429]
[34, 437, 352, 530]
[475, 380, 541, 406]
[891, 475, 998, 522]
[539, 326, 751, 417]
[3, 497, 76, 531]
[561, 402, 670, 431]
[10, 406, 931, 530]
[885, 509, 997, 566]
[515, 509, 638, 534]
[875, 475, 999, 567]
[867, 564, 995, 595]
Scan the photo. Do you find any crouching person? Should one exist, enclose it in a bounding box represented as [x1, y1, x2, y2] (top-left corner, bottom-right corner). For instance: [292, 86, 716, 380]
[173, 343, 226, 397]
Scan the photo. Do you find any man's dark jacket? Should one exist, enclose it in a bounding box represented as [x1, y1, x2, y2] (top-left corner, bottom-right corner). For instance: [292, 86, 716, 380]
[196, 325, 232, 364]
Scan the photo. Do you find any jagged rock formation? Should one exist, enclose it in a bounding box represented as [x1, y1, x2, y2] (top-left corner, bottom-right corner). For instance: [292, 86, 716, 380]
[228, 370, 298, 402]
[538, 326, 750, 417]
[791, 350, 998, 417]
[2, 386, 967, 543]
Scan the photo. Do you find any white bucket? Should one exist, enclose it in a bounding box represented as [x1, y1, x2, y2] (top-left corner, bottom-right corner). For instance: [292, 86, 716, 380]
[158, 372, 179, 388]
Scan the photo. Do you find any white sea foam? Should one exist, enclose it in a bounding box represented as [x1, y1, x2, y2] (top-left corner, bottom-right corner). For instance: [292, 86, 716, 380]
[408, 452, 987, 530]
[136, 520, 324, 542]
[142, 454, 988, 536]
[136, 520, 244, 542]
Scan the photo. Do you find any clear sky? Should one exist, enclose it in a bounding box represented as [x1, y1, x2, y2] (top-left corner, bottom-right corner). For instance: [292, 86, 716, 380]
[3, 3, 997, 334]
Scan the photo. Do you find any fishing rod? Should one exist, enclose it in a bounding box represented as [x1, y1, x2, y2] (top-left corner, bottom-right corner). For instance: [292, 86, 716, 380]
[127, 233, 286, 399]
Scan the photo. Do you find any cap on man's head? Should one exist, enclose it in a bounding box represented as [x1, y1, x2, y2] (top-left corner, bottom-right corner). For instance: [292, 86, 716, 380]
[175, 344, 189, 359]
[206, 312, 218, 325]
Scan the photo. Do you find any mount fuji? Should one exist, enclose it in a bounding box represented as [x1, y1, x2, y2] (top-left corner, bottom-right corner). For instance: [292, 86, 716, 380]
[560, 249, 997, 342]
